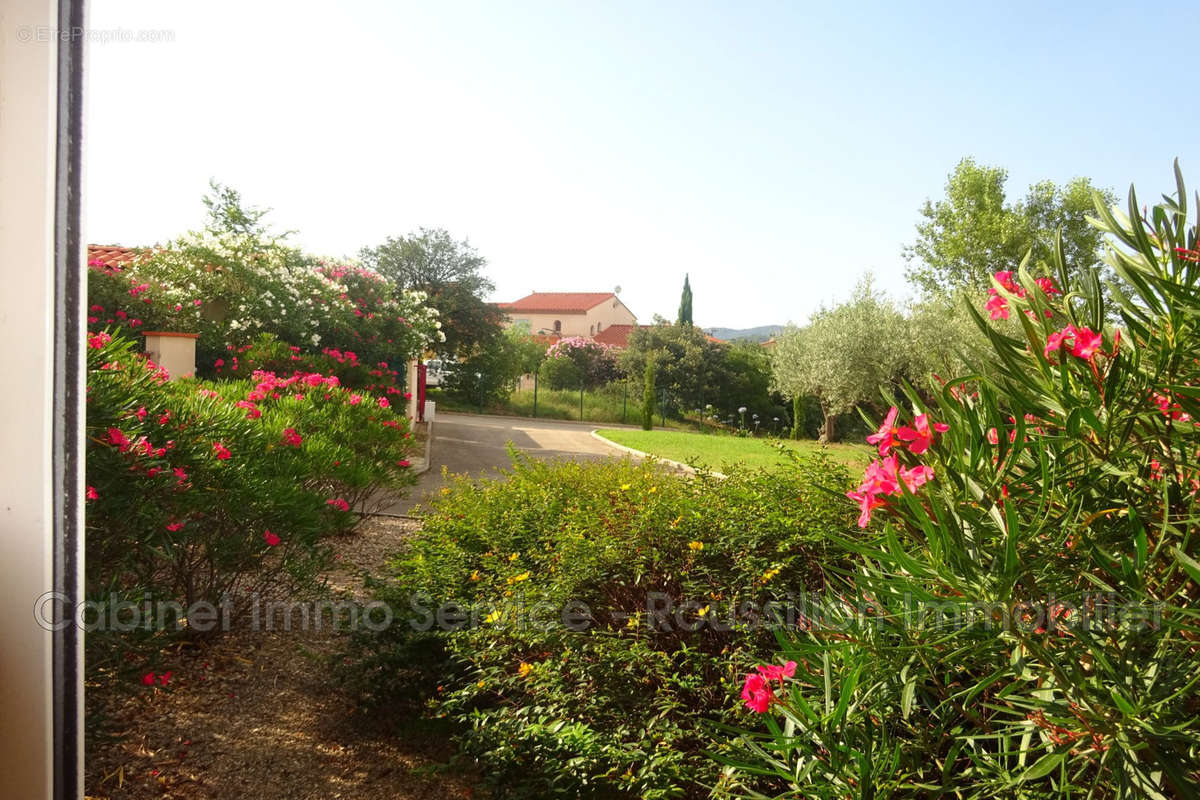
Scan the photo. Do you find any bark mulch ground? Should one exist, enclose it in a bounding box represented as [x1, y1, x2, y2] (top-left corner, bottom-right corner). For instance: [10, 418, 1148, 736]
[85, 517, 479, 800]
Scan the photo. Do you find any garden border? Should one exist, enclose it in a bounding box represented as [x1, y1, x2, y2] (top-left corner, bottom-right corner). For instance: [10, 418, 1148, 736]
[589, 429, 727, 479]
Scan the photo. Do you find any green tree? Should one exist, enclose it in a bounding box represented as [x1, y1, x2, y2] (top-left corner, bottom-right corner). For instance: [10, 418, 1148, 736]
[903, 158, 1114, 295]
[770, 276, 912, 441]
[677, 274, 693, 326]
[641, 358, 656, 431]
[443, 327, 542, 407]
[359, 228, 502, 358]
[620, 318, 721, 414]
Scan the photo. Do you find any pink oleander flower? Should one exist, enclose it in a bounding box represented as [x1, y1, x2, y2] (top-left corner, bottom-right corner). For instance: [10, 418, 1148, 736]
[866, 407, 902, 455]
[378, 397, 390, 409]
[847, 488, 887, 528]
[348, 394, 363, 406]
[263, 530, 280, 546]
[134, 406, 147, 421]
[159, 671, 172, 686]
[326, 497, 350, 512]
[1043, 329, 1068, 359]
[173, 466, 188, 484]
[1070, 326, 1103, 359]
[900, 464, 935, 492]
[86, 486, 98, 501]
[141, 672, 156, 686]
[157, 411, 171, 425]
[235, 400, 261, 419]
[166, 521, 184, 532]
[212, 442, 232, 460]
[1035, 276, 1061, 296]
[858, 455, 901, 496]
[281, 428, 302, 447]
[397, 459, 411, 468]
[985, 292, 1009, 320]
[741, 672, 774, 713]
[896, 414, 948, 455]
[755, 661, 797, 682]
[87, 331, 112, 349]
[1044, 325, 1103, 361]
[105, 427, 131, 452]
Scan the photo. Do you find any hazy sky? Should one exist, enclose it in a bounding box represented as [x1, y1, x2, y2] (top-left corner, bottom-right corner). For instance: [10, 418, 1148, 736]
[86, 1, 1198, 329]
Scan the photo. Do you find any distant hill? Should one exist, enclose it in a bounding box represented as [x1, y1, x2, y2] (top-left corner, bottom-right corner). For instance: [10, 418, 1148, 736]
[704, 325, 784, 343]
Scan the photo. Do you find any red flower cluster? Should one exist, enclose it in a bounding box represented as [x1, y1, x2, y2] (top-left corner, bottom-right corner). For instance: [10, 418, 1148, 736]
[326, 497, 350, 512]
[985, 270, 1060, 321]
[280, 427, 302, 447]
[741, 660, 796, 713]
[141, 670, 172, 687]
[1043, 325, 1103, 361]
[850, 407, 947, 528]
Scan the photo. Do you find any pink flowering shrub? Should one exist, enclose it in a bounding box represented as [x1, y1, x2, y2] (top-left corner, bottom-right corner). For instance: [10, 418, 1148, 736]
[85, 333, 417, 693]
[212, 333, 409, 394]
[539, 336, 620, 391]
[86, 194, 442, 374]
[716, 166, 1200, 797]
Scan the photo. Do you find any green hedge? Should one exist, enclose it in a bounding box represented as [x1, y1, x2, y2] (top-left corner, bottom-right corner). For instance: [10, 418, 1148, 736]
[350, 453, 856, 798]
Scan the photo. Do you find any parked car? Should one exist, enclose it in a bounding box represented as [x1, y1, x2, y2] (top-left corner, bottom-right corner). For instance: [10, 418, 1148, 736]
[424, 359, 454, 387]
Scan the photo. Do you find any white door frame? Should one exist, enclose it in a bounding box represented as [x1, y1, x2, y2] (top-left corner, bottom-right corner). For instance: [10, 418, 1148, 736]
[0, 0, 87, 797]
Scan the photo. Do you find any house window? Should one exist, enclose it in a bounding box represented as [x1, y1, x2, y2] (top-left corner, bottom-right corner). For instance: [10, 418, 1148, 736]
[597, 322, 603, 332]
[590, 324, 594, 336]
[553, 320, 561, 333]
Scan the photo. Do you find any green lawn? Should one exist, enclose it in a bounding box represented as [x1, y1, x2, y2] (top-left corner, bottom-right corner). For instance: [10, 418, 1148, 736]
[594, 428, 870, 472]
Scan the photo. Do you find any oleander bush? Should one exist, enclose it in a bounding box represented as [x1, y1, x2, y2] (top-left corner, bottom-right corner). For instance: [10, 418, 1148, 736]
[213, 332, 410, 396]
[85, 332, 418, 687]
[85, 186, 442, 374]
[715, 166, 1200, 797]
[350, 452, 856, 798]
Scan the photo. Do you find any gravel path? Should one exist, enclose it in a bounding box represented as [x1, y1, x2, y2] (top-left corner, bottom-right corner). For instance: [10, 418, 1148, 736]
[85, 518, 478, 800]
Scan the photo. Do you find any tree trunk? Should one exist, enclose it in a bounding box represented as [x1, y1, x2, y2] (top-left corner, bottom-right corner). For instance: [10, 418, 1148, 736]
[821, 410, 836, 443]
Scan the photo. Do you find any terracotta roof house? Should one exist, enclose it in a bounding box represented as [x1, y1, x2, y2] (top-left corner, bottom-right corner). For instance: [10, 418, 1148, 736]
[592, 323, 637, 348]
[87, 244, 151, 269]
[498, 292, 636, 339]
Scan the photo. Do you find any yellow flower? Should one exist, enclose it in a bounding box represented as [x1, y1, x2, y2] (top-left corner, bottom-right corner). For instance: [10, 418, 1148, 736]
[440, 486, 452, 495]
[648, 486, 658, 493]
[508, 552, 519, 562]
[469, 570, 480, 581]
[506, 571, 531, 585]
[688, 541, 704, 551]
[484, 610, 502, 624]
[620, 483, 632, 491]
[698, 604, 710, 616]
[518, 662, 533, 677]
[476, 679, 486, 689]
[670, 515, 683, 527]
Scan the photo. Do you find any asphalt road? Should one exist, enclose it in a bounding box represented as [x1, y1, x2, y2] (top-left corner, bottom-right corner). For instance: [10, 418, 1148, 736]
[378, 412, 635, 514]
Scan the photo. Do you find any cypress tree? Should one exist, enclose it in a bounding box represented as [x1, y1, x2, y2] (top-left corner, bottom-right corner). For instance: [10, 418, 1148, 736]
[676, 274, 693, 326]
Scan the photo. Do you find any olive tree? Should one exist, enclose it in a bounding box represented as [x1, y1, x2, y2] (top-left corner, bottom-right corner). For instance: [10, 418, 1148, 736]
[770, 276, 912, 441]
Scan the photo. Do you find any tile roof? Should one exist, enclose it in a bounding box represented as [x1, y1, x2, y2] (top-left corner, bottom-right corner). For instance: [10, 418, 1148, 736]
[87, 244, 150, 268]
[592, 324, 637, 348]
[498, 292, 617, 314]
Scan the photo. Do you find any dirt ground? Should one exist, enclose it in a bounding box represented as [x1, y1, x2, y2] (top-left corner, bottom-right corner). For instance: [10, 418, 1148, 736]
[85, 517, 479, 800]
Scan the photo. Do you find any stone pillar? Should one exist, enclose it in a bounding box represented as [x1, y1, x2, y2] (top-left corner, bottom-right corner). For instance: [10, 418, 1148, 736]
[407, 358, 420, 420]
[142, 332, 198, 380]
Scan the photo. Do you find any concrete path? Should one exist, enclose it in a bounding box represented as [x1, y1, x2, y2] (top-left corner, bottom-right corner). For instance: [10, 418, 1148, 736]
[378, 412, 634, 515]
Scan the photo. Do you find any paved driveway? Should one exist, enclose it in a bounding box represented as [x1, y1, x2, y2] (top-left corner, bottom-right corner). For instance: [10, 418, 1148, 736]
[379, 412, 634, 514]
